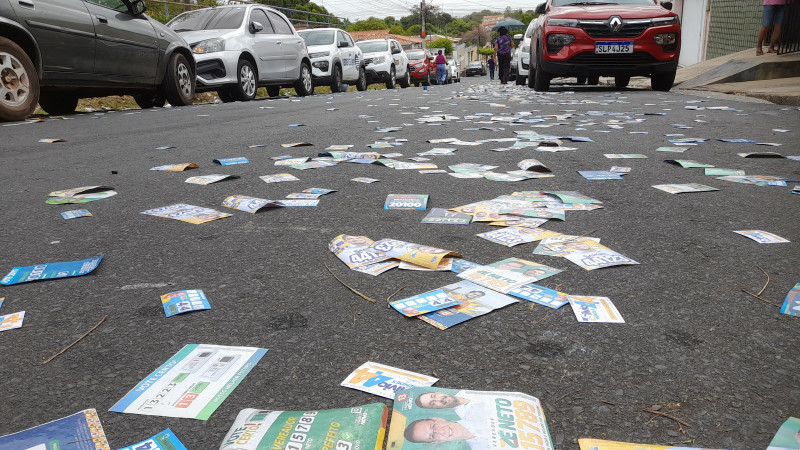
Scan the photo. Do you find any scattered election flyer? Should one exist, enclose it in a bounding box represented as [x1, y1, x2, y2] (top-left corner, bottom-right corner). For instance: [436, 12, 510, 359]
[329, 235, 461, 271]
[0, 311, 25, 332]
[385, 194, 429, 210]
[278, 199, 319, 207]
[281, 142, 313, 147]
[47, 186, 118, 205]
[508, 284, 569, 309]
[1, 255, 103, 285]
[185, 174, 239, 185]
[141, 204, 232, 224]
[150, 163, 198, 171]
[0, 409, 110, 449]
[303, 187, 336, 195]
[340, 362, 438, 399]
[39, 138, 67, 143]
[780, 283, 800, 317]
[569, 296, 624, 323]
[518, 158, 551, 172]
[387, 387, 553, 450]
[564, 247, 640, 271]
[111, 344, 267, 420]
[767, 416, 800, 450]
[733, 230, 790, 244]
[579, 439, 719, 449]
[578, 171, 623, 180]
[222, 195, 282, 213]
[48, 186, 113, 198]
[218, 403, 387, 450]
[213, 157, 249, 165]
[458, 258, 561, 293]
[418, 281, 518, 329]
[259, 173, 299, 183]
[61, 209, 92, 219]
[421, 208, 472, 225]
[161, 289, 211, 317]
[477, 227, 560, 247]
[603, 153, 648, 159]
[664, 159, 714, 168]
[705, 168, 744, 176]
[652, 183, 719, 194]
[118, 429, 187, 450]
[391, 282, 469, 316]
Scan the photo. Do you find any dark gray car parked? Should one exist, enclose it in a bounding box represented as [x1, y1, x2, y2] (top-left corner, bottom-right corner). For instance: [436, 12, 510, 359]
[0, 0, 195, 121]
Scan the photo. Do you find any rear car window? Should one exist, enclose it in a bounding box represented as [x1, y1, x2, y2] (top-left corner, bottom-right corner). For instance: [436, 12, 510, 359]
[267, 11, 293, 35]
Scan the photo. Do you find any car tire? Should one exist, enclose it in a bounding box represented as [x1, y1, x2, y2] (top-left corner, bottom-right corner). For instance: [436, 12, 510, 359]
[0, 37, 40, 122]
[294, 62, 313, 96]
[133, 91, 167, 109]
[234, 58, 257, 101]
[516, 74, 526, 85]
[385, 66, 396, 89]
[38, 94, 79, 116]
[355, 66, 367, 91]
[266, 86, 281, 97]
[588, 75, 600, 85]
[163, 52, 194, 106]
[651, 70, 676, 92]
[527, 65, 536, 88]
[533, 45, 550, 92]
[422, 72, 430, 86]
[330, 64, 342, 93]
[398, 68, 410, 88]
[576, 76, 587, 85]
[615, 75, 631, 88]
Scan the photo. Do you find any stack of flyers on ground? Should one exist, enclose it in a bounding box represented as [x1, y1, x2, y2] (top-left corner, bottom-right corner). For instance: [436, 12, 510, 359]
[457, 258, 562, 293]
[0, 409, 110, 449]
[781, 283, 800, 317]
[387, 387, 553, 449]
[768, 417, 800, 449]
[141, 204, 232, 224]
[391, 282, 470, 316]
[579, 439, 720, 449]
[1, 255, 103, 285]
[733, 230, 790, 244]
[118, 429, 187, 450]
[421, 208, 472, 225]
[150, 163, 198, 171]
[161, 289, 211, 317]
[0, 310, 25, 331]
[110, 344, 267, 420]
[652, 183, 719, 194]
[219, 404, 387, 450]
[418, 281, 518, 329]
[222, 195, 282, 213]
[61, 209, 92, 219]
[185, 174, 239, 185]
[477, 226, 561, 247]
[260, 173, 299, 183]
[569, 296, 624, 323]
[384, 194, 429, 210]
[341, 362, 438, 398]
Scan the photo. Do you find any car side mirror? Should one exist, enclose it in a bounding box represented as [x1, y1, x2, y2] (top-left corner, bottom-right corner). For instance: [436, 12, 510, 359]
[660, 1, 673, 10]
[513, 33, 522, 39]
[392, 48, 401, 54]
[128, 0, 147, 15]
[250, 21, 263, 33]
[535, 2, 546, 14]
[338, 41, 349, 48]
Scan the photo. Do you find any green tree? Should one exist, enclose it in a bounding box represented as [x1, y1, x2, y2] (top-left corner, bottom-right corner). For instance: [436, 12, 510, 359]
[428, 38, 453, 54]
[348, 16, 390, 31]
[478, 47, 494, 55]
[389, 24, 406, 35]
[444, 18, 473, 35]
[406, 24, 421, 36]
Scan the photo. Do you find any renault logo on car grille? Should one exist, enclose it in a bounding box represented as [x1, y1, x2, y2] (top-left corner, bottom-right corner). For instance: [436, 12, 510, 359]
[608, 16, 623, 32]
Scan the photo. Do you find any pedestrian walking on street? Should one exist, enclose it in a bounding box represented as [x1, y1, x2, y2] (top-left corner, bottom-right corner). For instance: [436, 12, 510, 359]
[494, 27, 514, 84]
[487, 56, 495, 80]
[757, 0, 786, 55]
[435, 50, 447, 85]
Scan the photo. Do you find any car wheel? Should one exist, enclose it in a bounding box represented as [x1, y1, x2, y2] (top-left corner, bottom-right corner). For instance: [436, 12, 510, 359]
[330, 64, 342, 93]
[234, 59, 257, 101]
[266, 86, 281, 97]
[651, 70, 676, 92]
[355, 66, 367, 91]
[294, 62, 313, 96]
[615, 75, 631, 88]
[398, 68, 411, 88]
[38, 93, 78, 115]
[422, 72, 431, 86]
[0, 37, 40, 122]
[576, 76, 587, 85]
[385, 66, 396, 89]
[163, 52, 194, 106]
[533, 45, 550, 92]
[527, 65, 536, 88]
[588, 75, 600, 85]
[133, 91, 166, 109]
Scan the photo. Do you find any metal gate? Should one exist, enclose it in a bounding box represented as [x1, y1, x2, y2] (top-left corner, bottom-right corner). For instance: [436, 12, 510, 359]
[778, 0, 799, 54]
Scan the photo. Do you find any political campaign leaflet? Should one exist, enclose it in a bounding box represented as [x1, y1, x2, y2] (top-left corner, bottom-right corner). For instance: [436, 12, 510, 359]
[578, 171, 623, 180]
[421, 208, 472, 225]
[564, 247, 640, 270]
[664, 159, 714, 168]
[387, 387, 553, 450]
[419, 169, 448, 174]
[610, 166, 631, 174]
[398, 259, 453, 271]
[46, 190, 118, 205]
[508, 284, 569, 309]
[505, 170, 554, 179]
[277, 199, 320, 207]
[394, 162, 438, 170]
[603, 154, 648, 159]
[320, 151, 382, 160]
[498, 207, 566, 221]
[292, 160, 338, 170]
[569, 296, 624, 323]
[281, 142, 312, 147]
[449, 172, 484, 179]
[579, 438, 715, 449]
[483, 172, 528, 182]
[668, 137, 706, 144]
[222, 196, 282, 213]
[329, 235, 382, 269]
[0, 298, 3, 310]
[303, 188, 336, 195]
[651, 184, 719, 194]
[391, 283, 466, 316]
[185, 175, 239, 185]
[213, 157, 249, 166]
[705, 168, 744, 176]
[352, 177, 380, 183]
[715, 175, 794, 186]
[656, 146, 690, 152]
[219, 404, 387, 450]
[39, 138, 67, 143]
[325, 144, 355, 150]
[355, 261, 400, 276]
[141, 204, 232, 224]
[517, 159, 551, 172]
[1, 255, 103, 285]
[341, 362, 438, 399]
[368, 239, 461, 270]
[49, 186, 113, 197]
[274, 157, 310, 166]
[0, 409, 110, 449]
[449, 163, 497, 173]
[733, 230, 790, 244]
[111, 344, 267, 420]
[0, 310, 24, 331]
[286, 193, 321, 199]
[385, 194, 429, 210]
[780, 283, 800, 317]
[489, 217, 550, 228]
[161, 289, 211, 317]
[477, 227, 560, 247]
[61, 209, 92, 219]
[418, 281, 518, 330]
[260, 173, 299, 183]
[794, 185, 800, 195]
[150, 163, 198, 171]
[118, 429, 187, 450]
[767, 416, 800, 450]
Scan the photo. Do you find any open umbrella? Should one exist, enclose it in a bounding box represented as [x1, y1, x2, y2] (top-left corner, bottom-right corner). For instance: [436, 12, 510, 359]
[492, 19, 526, 32]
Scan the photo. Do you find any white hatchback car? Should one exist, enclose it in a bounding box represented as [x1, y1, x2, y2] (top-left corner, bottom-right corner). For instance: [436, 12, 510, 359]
[515, 22, 534, 86]
[168, 5, 313, 101]
[297, 28, 366, 93]
[355, 38, 410, 89]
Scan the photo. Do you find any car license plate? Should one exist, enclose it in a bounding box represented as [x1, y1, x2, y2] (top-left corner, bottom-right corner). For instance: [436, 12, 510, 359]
[595, 41, 633, 54]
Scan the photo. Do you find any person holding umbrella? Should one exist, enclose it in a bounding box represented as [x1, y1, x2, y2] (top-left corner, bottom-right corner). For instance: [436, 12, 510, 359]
[494, 26, 514, 84]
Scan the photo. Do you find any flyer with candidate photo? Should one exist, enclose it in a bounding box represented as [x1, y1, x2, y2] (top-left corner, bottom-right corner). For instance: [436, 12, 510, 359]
[141, 204, 232, 224]
[218, 404, 388, 450]
[0, 409, 110, 450]
[458, 258, 562, 293]
[1, 255, 103, 285]
[161, 289, 211, 317]
[418, 281, 518, 330]
[111, 344, 267, 420]
[569, 296, 625, 323]
[341, 362, 438, 399]
[391, 283, 466, 317]
[387, 387, 553, 450]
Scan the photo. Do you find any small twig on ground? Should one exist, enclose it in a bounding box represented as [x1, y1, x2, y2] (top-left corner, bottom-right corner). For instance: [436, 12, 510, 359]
[325, 264, 376, 303]
[741, 266, 779, 306]
[387, 283, 412, 308]
[741, 289, 780, 307]
[756, 266, 770, 296]
[42, 316, 107, 365]
[601, 400, 616, 406]
[552, 388, 581, 404]
[642, 408, 691, 428]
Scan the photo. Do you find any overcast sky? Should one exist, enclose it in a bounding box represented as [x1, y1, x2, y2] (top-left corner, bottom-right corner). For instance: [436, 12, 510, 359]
[318, 0, 544, 22]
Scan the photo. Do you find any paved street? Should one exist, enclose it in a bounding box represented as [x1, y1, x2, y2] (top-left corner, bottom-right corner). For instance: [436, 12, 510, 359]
[1, 76, 799, 449]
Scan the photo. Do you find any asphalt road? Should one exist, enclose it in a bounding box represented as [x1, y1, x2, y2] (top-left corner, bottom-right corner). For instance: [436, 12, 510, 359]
[1, 75, 799, 449]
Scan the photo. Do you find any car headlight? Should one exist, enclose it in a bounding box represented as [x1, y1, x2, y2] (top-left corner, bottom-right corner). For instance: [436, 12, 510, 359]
[547, 18, 579, 27]
[309, 51, 330, 59]
[546, 33, 575, 52]
[370, 56, 385, 64]
[651, 16, 679, 25]
[193, 38, 224, 54]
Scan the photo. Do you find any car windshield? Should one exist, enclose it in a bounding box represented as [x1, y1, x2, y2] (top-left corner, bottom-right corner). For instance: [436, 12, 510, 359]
[298, 30, 335, 45]
[467, 61, 482, 67]
[356, 41, 389, 53]
[553, 0, 653, 5]
[406, 50, 426, 60]
[168, 7, 245, 31]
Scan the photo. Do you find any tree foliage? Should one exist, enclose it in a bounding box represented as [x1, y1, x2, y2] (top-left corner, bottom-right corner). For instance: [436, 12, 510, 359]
[461, 25, 490, 46]
[428, 38, 453, 54]
[348, 16, 391, 31]
[478, 47, 494, 55]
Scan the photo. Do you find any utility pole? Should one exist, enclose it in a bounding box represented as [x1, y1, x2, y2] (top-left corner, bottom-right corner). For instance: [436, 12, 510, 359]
[420, 0, 426, 49]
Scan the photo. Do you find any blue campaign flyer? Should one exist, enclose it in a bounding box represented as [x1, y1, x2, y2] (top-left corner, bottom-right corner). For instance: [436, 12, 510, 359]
[390, 285, 463, 317]
[161, 289, 211, 318]
[0, 409, 110, 450]
[1, 255, 103, 286]
[578, 171, 623, 180]
[117, 428, 187, 450]
[508, 283, 570, 309]
[213, 157, 249, 166]
[780, 283, 800, 317]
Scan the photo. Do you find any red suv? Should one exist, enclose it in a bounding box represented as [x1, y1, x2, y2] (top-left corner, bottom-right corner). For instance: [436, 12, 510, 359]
[529, 0, 680, 92]
[406, 48, 436, 86]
